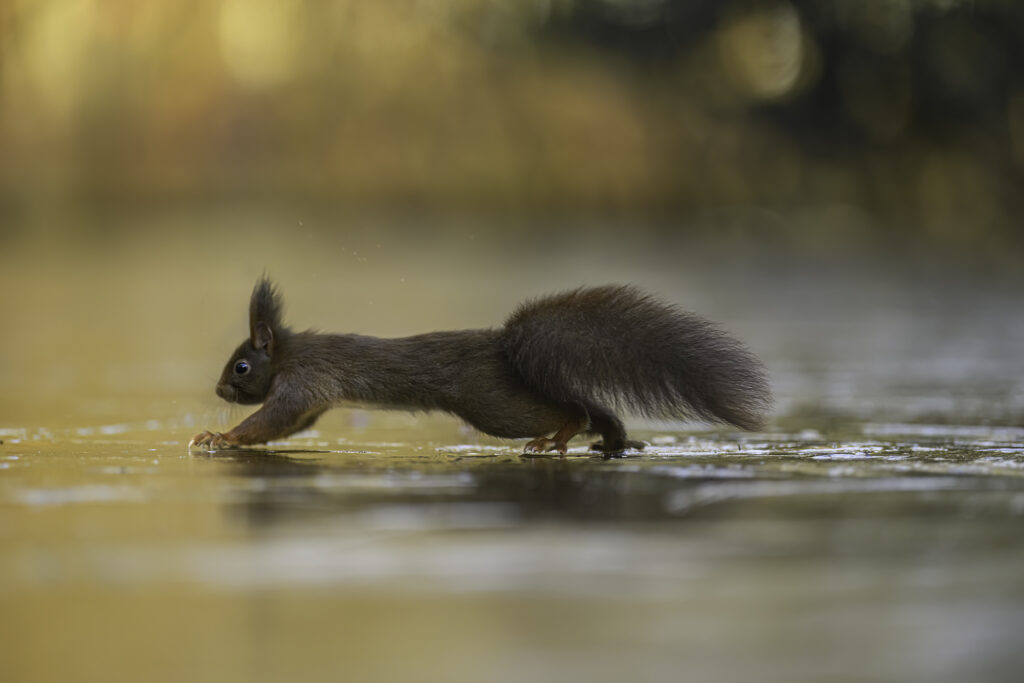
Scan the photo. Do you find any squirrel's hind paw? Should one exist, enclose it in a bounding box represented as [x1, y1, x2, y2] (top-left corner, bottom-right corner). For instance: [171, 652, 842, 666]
[590, 439, 645, 455]
[522, 437, 568, 457]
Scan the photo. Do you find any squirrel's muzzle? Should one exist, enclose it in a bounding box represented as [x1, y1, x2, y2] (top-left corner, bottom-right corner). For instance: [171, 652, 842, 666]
[216, 384, 237, 403]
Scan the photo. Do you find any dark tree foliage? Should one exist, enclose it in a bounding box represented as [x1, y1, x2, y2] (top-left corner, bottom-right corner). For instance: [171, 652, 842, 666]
[541, 0, 1024, 146]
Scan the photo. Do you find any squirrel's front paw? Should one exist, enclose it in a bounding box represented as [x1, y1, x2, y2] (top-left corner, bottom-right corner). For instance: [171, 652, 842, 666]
[188, 431, 236, 451]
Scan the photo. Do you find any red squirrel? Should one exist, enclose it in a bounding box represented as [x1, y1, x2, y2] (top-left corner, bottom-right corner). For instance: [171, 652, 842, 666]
[189, 278, 770, 455]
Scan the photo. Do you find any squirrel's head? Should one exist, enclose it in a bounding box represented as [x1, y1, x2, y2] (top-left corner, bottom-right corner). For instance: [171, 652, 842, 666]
[215, 277, 285, 405]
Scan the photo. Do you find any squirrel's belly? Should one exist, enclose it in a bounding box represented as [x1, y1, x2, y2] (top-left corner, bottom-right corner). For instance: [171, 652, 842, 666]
[449, 398, 580, 439]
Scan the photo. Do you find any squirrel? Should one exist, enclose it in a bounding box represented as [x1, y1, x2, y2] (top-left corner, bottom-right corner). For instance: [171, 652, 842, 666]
[189, 278, 771, 455]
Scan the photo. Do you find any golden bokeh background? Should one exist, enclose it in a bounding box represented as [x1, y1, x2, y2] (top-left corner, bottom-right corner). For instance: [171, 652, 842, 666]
[2, 0, 1022, 251]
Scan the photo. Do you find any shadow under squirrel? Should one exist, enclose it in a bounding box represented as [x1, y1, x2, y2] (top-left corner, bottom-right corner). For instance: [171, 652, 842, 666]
[190, 278, 771, 455]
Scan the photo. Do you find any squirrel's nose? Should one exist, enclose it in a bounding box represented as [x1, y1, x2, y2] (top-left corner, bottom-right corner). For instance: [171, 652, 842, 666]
[216, 384, 234, 401]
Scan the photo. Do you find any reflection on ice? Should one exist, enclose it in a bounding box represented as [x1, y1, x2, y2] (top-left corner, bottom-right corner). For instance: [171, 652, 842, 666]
[863, 423, 1024, 441]
[664, 476, 971, 514]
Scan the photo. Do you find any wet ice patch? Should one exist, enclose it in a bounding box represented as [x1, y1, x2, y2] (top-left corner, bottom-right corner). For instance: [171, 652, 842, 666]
[810, 452, 878, 461]
[664, 476, 970, 513]
[797, 446, 885, 455]
[14, 485, 146, 506]
[357, 502, 520, 531]
[864, 423, 1024, 441]
[647, 464, 754, 479]
[309, 471, 476, 492]
[437, 444, 514, 454]
[95, 424, 130, 436]
[976, 457, 1024, 469]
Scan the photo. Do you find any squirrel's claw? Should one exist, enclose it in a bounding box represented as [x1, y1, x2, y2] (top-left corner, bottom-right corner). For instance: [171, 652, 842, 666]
[522, 437, 568, 457]
[188, 431, 215, 450]
[188, 431, 236, 451]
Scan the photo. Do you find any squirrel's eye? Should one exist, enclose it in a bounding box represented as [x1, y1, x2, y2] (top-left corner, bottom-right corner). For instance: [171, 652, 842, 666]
[234, 360, 250, 375]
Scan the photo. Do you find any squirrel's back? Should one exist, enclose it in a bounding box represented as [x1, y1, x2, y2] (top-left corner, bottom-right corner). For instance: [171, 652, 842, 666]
[501, 285, 770, 430]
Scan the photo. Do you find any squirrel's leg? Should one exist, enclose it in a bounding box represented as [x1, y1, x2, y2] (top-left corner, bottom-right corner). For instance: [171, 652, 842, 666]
[522, 412, 588, 456]
[586, 407, 645, 454]
[190, 397, 319, 451]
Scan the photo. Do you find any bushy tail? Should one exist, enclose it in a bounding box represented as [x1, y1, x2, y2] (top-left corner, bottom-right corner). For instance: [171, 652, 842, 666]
[501, 285, 771, 430]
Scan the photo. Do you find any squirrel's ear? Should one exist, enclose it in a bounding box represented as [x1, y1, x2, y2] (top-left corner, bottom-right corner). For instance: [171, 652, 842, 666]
[253, 321, 274, 351]
[249, 276, 283, 352]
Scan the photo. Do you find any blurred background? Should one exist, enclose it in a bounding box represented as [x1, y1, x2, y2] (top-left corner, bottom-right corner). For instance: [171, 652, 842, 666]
[3, 0, 1024, 248]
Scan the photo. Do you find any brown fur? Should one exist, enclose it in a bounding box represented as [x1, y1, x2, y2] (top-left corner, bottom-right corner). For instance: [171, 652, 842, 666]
[189, 278, 771, 454]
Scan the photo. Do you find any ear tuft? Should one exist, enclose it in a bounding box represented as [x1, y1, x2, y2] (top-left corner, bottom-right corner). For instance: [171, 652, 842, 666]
[250, 276, 284, 351]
